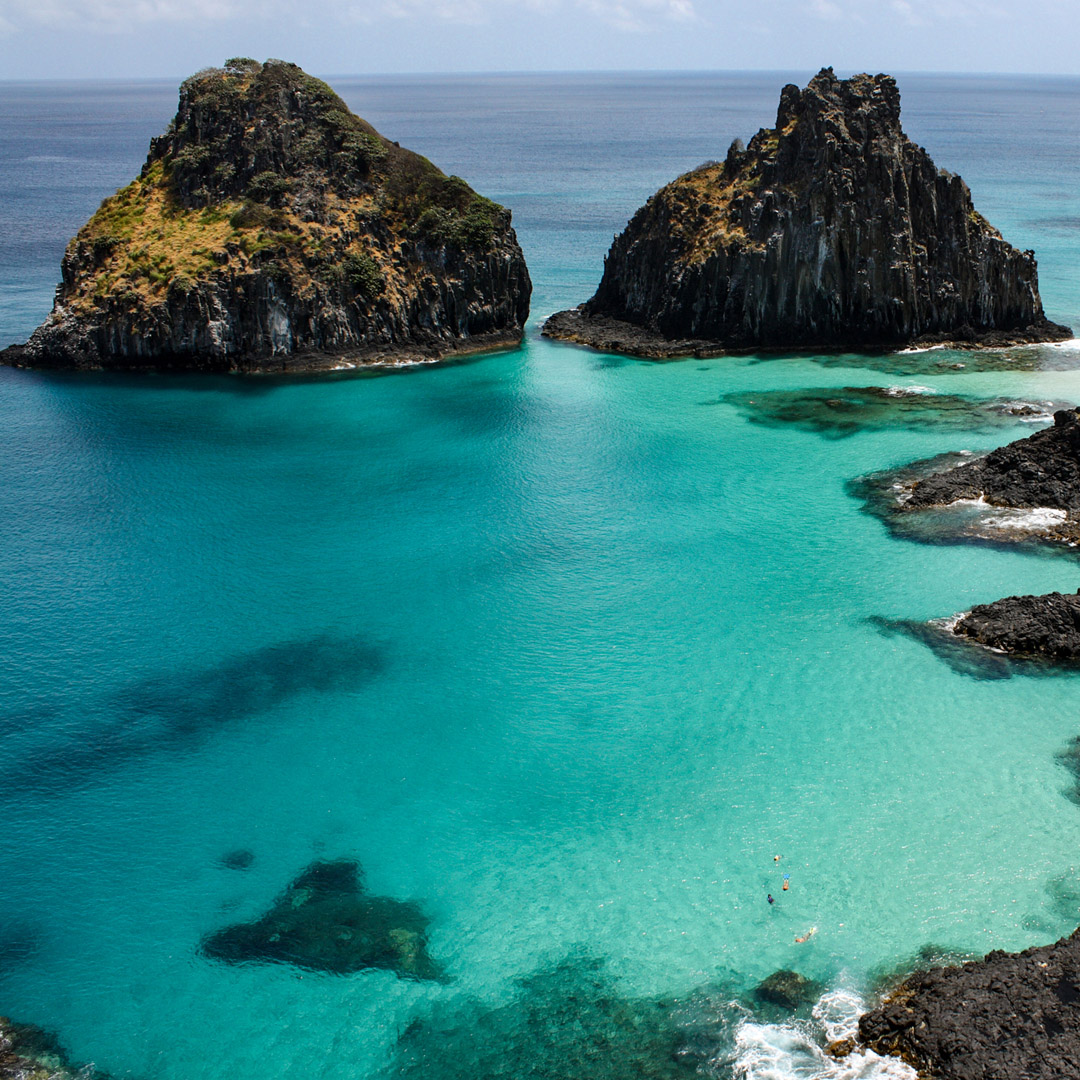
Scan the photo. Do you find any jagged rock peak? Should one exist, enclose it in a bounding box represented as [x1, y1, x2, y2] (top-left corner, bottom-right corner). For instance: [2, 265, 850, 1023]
[543, 67, 1070, 357]
[2, 58, 531, 373]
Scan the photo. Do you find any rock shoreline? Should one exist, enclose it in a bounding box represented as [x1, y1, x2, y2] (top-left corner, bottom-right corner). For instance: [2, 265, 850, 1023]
[859, 927, 1080, 1079]
[542, 306, 1072, 360]
[0, 1016, 87, 1080]
[0, 326, 524, 375]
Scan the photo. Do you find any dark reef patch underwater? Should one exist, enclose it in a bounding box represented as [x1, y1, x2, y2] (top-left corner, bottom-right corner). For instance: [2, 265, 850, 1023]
[720, 386, 1067, 439]
[201, 859, 444, 980]
[749, 341, 1080, 378]
[2, 632, 385, 797]
[388, 954, 735, 1080]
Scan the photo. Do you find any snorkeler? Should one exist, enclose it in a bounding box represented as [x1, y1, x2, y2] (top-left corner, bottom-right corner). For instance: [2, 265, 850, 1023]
[767, 894, 775, 905]
[782, 873, 790, 891]
[795, 927, 817, 944]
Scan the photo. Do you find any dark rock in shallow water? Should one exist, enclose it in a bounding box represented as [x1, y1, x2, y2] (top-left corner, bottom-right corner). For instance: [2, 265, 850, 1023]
[544, 67, 1070, 359]
[852, 407, 1080, 551]
[754, 969, 821, 1010]
[722, 386, 1063, 439]
[391, 954, 722, 1080]
[859, 927, 1080, 1080]
[201, 859, 444, 980]
[0, 1017, 94, 1080]
[952, 591, 1080, 661]
[1, 58, 530, 373]
[908, 407, 1080, 517]
[220, 848, 255, 870]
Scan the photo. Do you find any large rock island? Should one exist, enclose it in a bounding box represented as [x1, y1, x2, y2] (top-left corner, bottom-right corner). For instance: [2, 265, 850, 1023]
[1, 58, 531, 372]
[859, 927, 1080, 1079]
[544, 68, 1070, 358]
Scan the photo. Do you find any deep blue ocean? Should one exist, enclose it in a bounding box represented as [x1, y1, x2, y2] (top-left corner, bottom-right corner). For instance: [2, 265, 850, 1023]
[1, 71, 1080, 1080]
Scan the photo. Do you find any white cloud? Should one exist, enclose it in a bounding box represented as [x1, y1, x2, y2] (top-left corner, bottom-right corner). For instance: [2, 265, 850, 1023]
[808, 0, 842, 20]
[0, 0, 695, 32]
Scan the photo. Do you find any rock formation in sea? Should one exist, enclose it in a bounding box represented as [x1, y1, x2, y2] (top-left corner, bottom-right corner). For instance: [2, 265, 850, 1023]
[0, 1016, 87, 1080]
[907, 407, 1080, 515]
[201, 858, 444, 979]
[753, 969, 821, 1010]
[950, 590, 1080, 661]
[0, 58, 531, 372]
[543, 67, 1071, 358]
[859, 927, 1080, 1079]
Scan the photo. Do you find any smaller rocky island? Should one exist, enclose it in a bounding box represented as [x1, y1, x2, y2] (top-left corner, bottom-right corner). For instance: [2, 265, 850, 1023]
[201, 858, 444, 979]
[950, 590, 1080, 661]
[859, 927, 1080, 1080]
[1, 58, 530, 373]
[544, 68, 1070, 358]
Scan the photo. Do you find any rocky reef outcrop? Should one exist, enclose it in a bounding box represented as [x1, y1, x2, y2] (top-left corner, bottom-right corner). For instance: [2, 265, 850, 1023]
[908, 407, 1080, 515]
[0, 1017, 90, 1080]
[544, 68, 1070, 357]
[1, 58, 531, 372]
[951, 590, 1080, 661]
[201, 858, 444, 979]
[859, 927, 1080, 1079]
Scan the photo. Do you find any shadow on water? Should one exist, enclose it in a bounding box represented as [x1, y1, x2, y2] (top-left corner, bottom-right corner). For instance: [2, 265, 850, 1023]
[868, 616, 1017, 680]
[869, 616, 1080, 681]
[3, 632, 385, 797]
[719, 387, 1067, 439]
[1055, 737, 1080, 808]
[387, 953, 743, 1080]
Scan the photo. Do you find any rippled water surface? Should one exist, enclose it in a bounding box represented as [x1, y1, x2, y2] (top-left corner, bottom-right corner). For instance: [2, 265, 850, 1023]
[1, 72, 1080, 1080]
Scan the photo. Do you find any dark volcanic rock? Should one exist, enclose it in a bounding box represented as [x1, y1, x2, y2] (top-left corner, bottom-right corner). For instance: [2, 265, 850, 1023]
[953, 590, 1080, 660]
[908, 407, 1080, 513]
[754, 969, 821, 1010]
[201, 858, 444, 979]
[543, 68, 1070, 358]
[859, 927, 1080, 1080]
[0, 1017, 91, 1080]
[2, 58, 531, 373]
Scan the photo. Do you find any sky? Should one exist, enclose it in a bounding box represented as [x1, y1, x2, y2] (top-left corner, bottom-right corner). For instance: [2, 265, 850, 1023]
[0, 0, 1076, 80]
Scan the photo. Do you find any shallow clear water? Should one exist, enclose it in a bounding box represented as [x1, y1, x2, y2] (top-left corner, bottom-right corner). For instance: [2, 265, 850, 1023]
[1, 72, 1080, 1080]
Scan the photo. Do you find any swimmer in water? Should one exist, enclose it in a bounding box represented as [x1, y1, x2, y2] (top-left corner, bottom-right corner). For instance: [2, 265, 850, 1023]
[767, 894, 775, 905]
[795, 927, 817, 944]
[774, 855, 780, 863]
[782, 873, 790, 891]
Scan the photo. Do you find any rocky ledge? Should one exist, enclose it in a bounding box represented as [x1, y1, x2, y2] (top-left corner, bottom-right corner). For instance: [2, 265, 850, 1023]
[950, 590, 1080, 661]
[859, 927, 1080, 1080]
[0, 1016, 88, 1080]
[906, 408, 1080, 537]
[543, 68, 1070, 358]
[1, 58, 531, 373]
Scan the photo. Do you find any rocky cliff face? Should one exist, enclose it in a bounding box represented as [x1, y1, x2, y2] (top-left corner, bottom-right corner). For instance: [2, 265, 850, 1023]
[859, 928, 1080, 1080]
[2, 58, 531, 372]
[544, 68, 1069, 356]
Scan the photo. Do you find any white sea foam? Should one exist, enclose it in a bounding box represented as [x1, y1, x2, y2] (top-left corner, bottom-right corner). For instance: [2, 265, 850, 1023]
[896, 344, 947, 355]
[730, 987, 917, 1080]
[982, 505, 1068, 530]
[882, 385, 936, 397]
[1046, 338, 1080, 350]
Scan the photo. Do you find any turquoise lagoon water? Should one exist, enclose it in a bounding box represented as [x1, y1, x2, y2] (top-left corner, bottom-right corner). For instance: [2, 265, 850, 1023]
[1, 73, 1080, 1079]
